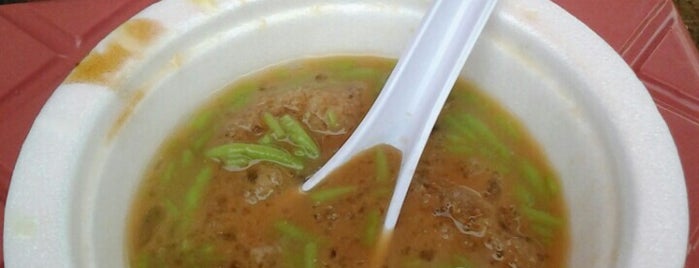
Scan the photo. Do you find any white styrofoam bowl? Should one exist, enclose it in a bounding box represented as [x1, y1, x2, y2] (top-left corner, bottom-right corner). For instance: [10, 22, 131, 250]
[4, 0, 688, 267]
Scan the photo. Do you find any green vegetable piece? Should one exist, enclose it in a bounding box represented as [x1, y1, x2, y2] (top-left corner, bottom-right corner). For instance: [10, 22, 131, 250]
[521, 206, 562, 227]
[181, 149, 194, 167]
[328, 58, 356, 71]
[521, 161, 547, 196]
[191, 111, 213, 130]
[164, 198, 179, 219]
[258, 133, 273, 145]
[375, 148, 389, 183]
[274, 220, 314, 242]
[263, 112, 286, 139]
[228, 83, 258, 109]
[184, 166, 213, 212]
[309, 186, 356, 203]
[326, 109, 340, 130]
[304, 241, 318, 268]
[495, 115, 520, 141]
[515, 185, 535, 207]
[451, 255, 474, 268]
[193, 130, 213, 150]
[442, 115, 477, 142]
[546, 175, 560, 196]
[337, 67, 380, 80]
[362, 209, 381, 246]
[279, 115, 319, 159]
[134, 254, 150, 268]
[206, 143, 304, 170]
[160, 162, 175, 184]
[531, 223, 554, 239]
[461, 114, 509, 158]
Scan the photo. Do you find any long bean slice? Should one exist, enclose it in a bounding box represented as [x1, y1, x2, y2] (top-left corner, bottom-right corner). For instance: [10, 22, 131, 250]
[279, 115, 319, 159]
[258, 133, 273, 145]
[442, 114, 477, 142]
[451, 255, 474, 268]
[184, 166, 213, 211]
[262, 112, 286, 139]
[309, 186, 356, 203]
[461, 114, 509, 158]
[521, 206, 562, 227]
[160, 162, 175, 184]
[362, 209, 381, 246]
[531, 223, 554, 239]
[228, 83, 258, 109]
[521, 160, 547, 196]
[326, 109, 340, 130]
[181, 149, 194, 167]
[375, 148, 389, 183]
[337, 67, 380, 80]
[206, 143, 303, 170]
[191, 110, 212, 130]
[274, 220, 314, 242]
[193, 130, 213, 150]
[514, 185, 535, 207]
[304, 242, 318, 268]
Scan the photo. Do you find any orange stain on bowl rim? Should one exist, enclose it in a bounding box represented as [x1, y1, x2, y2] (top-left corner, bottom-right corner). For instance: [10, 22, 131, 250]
[108, 88, 146, 141]
[66, 19, 164, 86]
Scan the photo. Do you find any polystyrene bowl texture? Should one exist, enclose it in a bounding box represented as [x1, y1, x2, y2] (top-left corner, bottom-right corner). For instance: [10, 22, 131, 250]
[4, 0, 688, 267]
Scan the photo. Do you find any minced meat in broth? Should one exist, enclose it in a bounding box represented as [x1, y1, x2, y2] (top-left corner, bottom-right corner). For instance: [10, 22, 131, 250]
[127, 56, 569, 267]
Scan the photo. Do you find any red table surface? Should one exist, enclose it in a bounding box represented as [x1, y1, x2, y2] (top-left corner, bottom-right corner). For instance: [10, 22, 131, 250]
[1, 0, 698, 266]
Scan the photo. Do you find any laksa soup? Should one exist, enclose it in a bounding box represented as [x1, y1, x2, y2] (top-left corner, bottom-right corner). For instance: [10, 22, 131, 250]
[127, 56, 569, 267]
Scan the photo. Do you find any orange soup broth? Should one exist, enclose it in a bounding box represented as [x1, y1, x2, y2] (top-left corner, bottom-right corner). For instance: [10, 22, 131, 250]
[127, 56, 568, 268]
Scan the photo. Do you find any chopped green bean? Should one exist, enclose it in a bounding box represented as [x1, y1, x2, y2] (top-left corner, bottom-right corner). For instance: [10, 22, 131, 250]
[545, 175, 559, 196]
[304, 242, 318, 268]
[515, 185, 535, 207]
[375, 148, 389, 183]
[328, 58, 355, 71]
[279, 115, 319, 159]
[258, 133, 273, 145]
[206, 143, 303, 170]
[133, 254, 149, 268]
[521, 206, 562, 227]
[274, 220, 314, 242]
[184, 166, 213, 211]
[262, 112, 286, 139]
[337, 68, 380, 80]
[521, 161, 547, 197]
[160, 162, 175, 184]
[193, 130, 213, 150]
[362, 209, 381, 246]
[461, 114, 509, 158]
[309, 186, 356, 203]
[448, 87, 478, 105]
[228, 83, 258, 109]
[191, 111, 213, 130]
[531, 223, 554, 239]
[373, 186, 393, 197]
[181, 149, 194, 167]
[164, 198, 179, 219]
[451, 255, 474, 268]
[326, 109, 340, 130]
[442, 115, 477, 142]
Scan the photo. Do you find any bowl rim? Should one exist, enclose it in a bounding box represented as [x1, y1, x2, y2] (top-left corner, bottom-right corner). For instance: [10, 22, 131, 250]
[3, 0, 688, 267]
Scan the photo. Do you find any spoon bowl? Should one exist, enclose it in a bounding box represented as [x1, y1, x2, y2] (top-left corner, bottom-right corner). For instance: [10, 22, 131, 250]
[301, 0, 499, 231]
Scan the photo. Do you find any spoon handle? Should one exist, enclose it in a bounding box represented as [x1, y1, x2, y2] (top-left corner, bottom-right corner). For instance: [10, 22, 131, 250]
[380, 0, 498, 229]
[302, 0, 498, 229]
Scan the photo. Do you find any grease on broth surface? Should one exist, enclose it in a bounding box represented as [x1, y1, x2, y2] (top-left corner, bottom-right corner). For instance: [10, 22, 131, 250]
[127, 56, 568, 267]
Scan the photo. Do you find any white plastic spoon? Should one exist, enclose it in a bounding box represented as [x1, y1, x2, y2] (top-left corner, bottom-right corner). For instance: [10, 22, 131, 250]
[302, 0, 498, 231]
